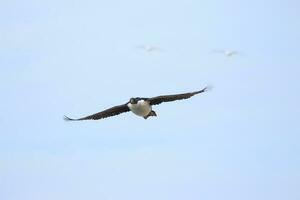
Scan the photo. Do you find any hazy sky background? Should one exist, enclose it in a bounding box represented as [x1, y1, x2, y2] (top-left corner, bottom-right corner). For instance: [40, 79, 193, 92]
[1, 0, 299, 199]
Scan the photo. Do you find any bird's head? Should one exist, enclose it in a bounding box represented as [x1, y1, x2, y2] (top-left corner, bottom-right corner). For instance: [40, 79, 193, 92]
[129, 98, 138, 104]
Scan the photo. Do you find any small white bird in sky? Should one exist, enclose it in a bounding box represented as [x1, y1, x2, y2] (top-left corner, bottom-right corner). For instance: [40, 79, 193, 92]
[212, 49, 241, 57]
[137, 45, 162, 53]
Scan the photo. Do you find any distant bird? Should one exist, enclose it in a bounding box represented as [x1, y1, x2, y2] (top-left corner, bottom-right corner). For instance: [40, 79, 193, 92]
[137, 45, 162, 53]
[212, 49, 241, 57]
[64, 87, 210, 121]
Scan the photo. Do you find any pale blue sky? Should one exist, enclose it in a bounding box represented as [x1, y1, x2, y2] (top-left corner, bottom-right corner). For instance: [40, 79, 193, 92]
[0, 0, 299, 200]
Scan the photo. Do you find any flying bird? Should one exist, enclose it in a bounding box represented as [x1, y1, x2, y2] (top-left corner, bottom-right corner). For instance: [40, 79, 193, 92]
[212, 49, 241, 57]
[137, 45, 162, 53]
[64, 87, 210, 121]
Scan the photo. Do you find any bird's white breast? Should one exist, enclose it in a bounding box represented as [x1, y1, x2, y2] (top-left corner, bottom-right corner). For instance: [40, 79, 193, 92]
[128, 100, 152, 117]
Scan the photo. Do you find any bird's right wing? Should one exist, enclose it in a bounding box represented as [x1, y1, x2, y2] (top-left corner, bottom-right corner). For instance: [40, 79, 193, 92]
[64, 104, 130, 121]
[147, 87, 210, 106]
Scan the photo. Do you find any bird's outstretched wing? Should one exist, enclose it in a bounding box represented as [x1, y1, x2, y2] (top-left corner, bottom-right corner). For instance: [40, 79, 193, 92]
[64, 104, 130, 121]
[147, 87, 210, 106]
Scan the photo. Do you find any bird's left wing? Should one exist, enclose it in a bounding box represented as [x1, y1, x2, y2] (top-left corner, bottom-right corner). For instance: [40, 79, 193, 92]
[64, 104, 130, 121]
[147, 87, 210, 106]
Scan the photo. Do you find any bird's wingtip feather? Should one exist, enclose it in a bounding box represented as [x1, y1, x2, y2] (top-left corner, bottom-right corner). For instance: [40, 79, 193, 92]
[64, 115, 76, 121]
[203, 85, 213, 92]
[196, 86, 213, 94]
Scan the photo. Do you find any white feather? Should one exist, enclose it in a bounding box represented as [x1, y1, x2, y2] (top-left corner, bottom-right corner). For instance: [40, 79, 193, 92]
[127, 100, 152, 117]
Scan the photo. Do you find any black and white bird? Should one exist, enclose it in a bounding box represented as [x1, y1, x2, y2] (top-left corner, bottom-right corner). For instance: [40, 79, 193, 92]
[64, 87, 210, 121]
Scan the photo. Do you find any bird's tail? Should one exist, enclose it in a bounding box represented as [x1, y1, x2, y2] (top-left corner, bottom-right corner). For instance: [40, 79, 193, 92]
[143, 111, 157, 119]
